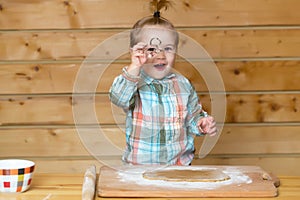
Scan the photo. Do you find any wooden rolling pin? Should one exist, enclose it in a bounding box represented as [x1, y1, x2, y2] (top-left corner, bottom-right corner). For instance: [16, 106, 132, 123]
[82, 165, 97, 200]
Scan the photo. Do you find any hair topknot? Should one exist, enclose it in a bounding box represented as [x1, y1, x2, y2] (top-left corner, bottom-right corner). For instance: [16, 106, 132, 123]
[150, 0, 173, 17]
[130, 0, 178, 48]
[132, 0, 174, 29]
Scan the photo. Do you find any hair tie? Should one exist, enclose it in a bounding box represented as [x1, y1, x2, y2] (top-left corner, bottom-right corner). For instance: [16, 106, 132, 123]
[153, 11, 160, 18]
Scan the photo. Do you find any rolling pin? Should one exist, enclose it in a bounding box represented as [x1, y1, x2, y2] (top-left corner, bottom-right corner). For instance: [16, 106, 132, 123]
[82, 165, 97, 200]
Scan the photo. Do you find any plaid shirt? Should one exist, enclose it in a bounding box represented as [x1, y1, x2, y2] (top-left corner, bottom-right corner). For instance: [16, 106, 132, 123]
[109, 68, 208, 165]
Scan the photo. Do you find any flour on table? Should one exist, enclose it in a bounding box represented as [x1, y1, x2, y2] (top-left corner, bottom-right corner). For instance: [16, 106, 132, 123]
[117, 166, 252, 190]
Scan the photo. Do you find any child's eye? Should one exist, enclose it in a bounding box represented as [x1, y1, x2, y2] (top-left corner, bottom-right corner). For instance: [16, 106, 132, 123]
[164, 47, 175, 53]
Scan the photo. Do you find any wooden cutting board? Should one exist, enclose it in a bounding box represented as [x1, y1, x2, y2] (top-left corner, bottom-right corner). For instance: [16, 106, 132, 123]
[97, 165, 279, 198]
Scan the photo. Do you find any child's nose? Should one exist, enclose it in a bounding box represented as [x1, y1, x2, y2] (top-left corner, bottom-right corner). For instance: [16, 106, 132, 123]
[156, 50, 166, 58]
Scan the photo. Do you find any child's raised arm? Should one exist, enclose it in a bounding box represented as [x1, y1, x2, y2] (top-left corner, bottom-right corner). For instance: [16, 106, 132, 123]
[127, 42, 148, 77]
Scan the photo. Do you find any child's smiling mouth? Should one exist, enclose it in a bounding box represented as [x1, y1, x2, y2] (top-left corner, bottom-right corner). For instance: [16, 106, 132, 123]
[153, 63, 166, 70]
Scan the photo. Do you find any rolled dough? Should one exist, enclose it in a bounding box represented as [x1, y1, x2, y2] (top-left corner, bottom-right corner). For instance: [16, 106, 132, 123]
[143, 168, 231, 182]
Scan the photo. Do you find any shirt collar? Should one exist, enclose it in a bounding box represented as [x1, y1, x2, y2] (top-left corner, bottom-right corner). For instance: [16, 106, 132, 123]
[141, 70, 176, 85]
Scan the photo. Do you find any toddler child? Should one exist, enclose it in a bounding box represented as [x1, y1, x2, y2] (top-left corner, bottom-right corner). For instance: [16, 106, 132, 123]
[109, 0, 217, 165]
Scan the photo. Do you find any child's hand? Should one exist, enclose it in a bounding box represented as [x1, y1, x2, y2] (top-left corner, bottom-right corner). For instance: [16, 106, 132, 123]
[129, 42, 148, 71]
[198, 116, 217, 136]
[126, 42, 148, 77]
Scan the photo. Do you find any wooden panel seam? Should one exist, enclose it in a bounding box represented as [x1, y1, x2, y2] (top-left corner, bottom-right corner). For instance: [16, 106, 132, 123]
[1, 90, 300, 96]
[1, 122, 300, 129]
[1, 57, 300, 65]
[1, 25, 300, 33]
[0, 153, 299, 160]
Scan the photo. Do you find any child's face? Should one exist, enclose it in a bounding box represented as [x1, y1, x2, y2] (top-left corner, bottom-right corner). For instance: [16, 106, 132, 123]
[139, 26, 177, 80]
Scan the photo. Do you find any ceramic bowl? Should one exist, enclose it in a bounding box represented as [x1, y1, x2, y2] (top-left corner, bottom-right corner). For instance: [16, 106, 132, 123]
[0, 159, 35, 193]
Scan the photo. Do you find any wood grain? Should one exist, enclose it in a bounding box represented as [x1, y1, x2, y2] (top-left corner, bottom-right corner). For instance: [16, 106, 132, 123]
[2, 156, 296, 176]
[1, 0, 300, 29]
[0, 93, 299, 125]
[97, 165, 278, 197]
[1, 29, 300, 60]
[1, 61, 300, 94]
[1, 0, 299, 175]
[0, 174, 298, 200]
[1, 126, 299, 157]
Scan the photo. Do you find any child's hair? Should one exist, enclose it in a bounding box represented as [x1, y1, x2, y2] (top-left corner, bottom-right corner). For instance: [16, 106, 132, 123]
[130, 0, 179, 48]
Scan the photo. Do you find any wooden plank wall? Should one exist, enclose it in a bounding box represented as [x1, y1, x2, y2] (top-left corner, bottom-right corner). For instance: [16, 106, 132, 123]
[0, 0, 300, 175]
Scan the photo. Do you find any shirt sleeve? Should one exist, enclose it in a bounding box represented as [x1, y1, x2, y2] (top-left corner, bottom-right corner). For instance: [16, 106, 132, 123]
[109, 67, 139, 110]
[186, 84, 208, 136]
